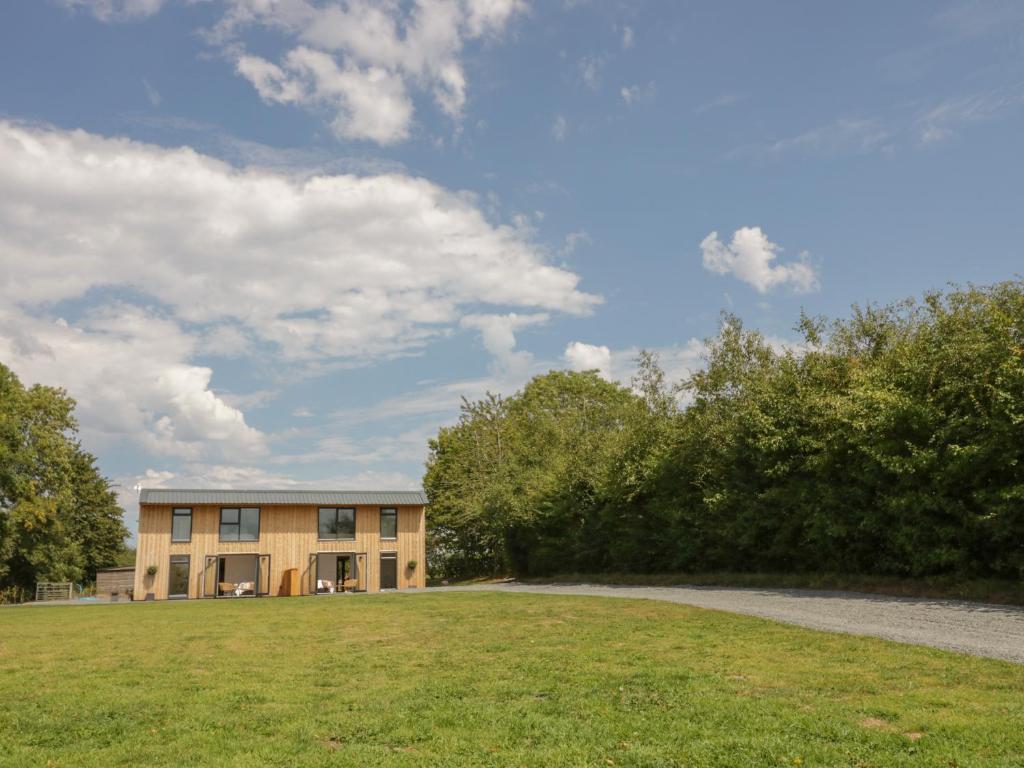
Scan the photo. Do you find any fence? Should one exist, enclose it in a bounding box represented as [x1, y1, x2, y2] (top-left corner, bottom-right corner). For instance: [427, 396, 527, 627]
[35, 582, 74, 602]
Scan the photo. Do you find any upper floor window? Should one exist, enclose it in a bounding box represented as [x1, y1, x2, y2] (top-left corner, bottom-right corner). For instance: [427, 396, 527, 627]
[171, 508, 192, 542]
[380, 508, 397, 540]
[318, 507, 356, 540]
[220, 507, 260, 542]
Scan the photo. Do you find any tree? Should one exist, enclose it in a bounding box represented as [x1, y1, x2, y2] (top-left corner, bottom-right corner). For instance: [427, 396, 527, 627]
[0, 362, 128, 596]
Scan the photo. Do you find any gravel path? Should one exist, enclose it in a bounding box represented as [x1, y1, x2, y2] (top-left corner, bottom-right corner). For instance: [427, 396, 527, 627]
[428, 582, 1024, 664]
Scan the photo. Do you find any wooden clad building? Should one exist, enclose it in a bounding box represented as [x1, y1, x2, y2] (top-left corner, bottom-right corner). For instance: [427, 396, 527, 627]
[95, 566, 135, 598]
[133, 489, 427, 600]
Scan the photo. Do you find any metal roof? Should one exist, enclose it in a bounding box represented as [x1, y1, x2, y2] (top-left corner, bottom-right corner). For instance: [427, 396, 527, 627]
[139, 488, 428, 506]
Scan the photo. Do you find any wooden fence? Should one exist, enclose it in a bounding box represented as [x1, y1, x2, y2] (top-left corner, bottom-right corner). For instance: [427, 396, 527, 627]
[35, 582, 74, 602]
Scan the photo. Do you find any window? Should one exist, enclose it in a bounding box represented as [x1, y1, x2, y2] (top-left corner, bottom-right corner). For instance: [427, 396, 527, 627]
[171, 508, 192, 542]
[318, 507, 356, 540]
[380, 507, 397, 540]
[169, 555, 190, 599]
[220, 507, 260, 541]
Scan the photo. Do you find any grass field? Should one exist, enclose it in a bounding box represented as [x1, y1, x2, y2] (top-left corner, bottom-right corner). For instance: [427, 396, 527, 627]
[1, 593, 1022, 767]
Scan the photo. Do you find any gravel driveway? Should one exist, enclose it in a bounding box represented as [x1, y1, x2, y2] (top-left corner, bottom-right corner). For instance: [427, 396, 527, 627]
[429, 582, 1024, 664]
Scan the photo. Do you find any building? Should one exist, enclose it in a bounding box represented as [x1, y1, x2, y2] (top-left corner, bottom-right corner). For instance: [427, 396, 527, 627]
[95, 566, 135, 599]
[133, 489, 427, 600]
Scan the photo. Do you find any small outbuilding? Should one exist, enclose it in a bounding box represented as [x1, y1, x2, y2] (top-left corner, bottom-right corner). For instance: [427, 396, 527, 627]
[95, 566, 135, 599]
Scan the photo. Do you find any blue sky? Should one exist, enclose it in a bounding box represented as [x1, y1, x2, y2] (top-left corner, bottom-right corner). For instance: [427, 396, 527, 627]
[2, 1, 1023, 536]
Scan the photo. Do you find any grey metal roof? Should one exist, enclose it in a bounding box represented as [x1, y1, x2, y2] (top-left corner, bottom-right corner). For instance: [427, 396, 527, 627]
[139, 488, 428, 506]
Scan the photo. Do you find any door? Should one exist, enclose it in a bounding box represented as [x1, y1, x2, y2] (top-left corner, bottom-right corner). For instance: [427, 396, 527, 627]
[202, 555, 217, 598]
[257, 554, 271, 596]
[380, 552, 398, 590]
[308, 553, 317, 595]
[169, 556, 190, 599]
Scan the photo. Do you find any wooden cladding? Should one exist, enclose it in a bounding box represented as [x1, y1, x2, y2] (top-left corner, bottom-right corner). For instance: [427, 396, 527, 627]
[133, 503, 426, 600]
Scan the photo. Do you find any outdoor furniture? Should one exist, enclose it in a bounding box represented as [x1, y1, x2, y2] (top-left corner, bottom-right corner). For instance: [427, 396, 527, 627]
[218, 581, 236, 596]
[342, 578, 358, 592]
[317, 579, 335, 594]
[236, 581, 255, 596]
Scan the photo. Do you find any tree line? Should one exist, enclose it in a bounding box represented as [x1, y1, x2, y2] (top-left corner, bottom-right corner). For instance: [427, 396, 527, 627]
[0, 363, 128, 601]
[424, 281, 1024, 581]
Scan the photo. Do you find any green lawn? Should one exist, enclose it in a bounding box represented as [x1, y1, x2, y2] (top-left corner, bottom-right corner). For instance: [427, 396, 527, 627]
[1, 593, 1021, 767]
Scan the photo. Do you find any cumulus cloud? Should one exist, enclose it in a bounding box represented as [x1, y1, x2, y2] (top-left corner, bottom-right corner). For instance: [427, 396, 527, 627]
[0, 304, 265, 461]
[1, 121, 597, 355]
[0, 120, 598, 455]
[220, 0, 527, 144]
[700, 227, 819, 294]
[461, 312, 549, 373]
[563, 341, 611, 379]
[237, 47, 414, 144]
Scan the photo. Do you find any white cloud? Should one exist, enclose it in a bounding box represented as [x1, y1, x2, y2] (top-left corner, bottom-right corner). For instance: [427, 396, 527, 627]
[60, 0, 166, 22]
[732, 118, 892, 160]
[561, 229, 590, 255]
[621, 25, 634, 49]
[1, 121, 597, 357]
[141, 78, 161, 107]
[291, 407, 314, 418]
[565, 339, 706, 390]
[578, 54, 604, 90]
[0, 304, 265, 461]
[551, 114, 568, 141]
[620, 82, 655, 107]
[563, 341, 611, 379]
[700, 227, 819, 294]
[0, 120, 599, 456]
[219, 0, 527, 144]
[460, 312, 549, 373]
[237, 47, 414, 144]
[916, 87, 1024, 144]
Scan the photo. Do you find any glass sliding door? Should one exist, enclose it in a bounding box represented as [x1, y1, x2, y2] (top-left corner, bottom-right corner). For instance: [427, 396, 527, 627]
[313, 552, 368, 594]
[168, 555, 190, 599]
[380, 552, 398, 590]
[217, 554, 258, 597]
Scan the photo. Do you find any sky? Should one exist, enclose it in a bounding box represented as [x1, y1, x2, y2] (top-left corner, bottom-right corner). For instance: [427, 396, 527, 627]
[2, 0, 1023, 538]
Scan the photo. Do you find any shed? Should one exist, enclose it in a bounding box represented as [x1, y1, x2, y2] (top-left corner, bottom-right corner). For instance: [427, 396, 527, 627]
[96, 567, 135, 598]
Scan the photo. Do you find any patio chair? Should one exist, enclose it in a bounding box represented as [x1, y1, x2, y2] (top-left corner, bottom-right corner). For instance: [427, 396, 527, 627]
[236, 581, 255, 596]
[218, 581, 236, 596]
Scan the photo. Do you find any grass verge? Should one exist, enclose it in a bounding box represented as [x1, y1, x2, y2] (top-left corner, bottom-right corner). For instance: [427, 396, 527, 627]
[1, 592, 1022, 767]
